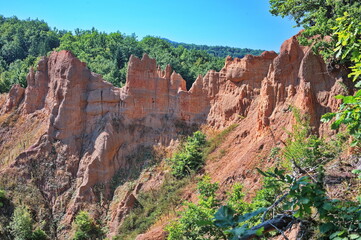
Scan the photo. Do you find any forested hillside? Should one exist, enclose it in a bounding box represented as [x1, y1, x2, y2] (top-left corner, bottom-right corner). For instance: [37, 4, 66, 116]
[164, 38, 265, 58]
[0, 16, 266, 93]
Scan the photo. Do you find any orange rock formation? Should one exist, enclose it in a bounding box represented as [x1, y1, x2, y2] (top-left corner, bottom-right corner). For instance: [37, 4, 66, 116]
[0, 34, 346, 239]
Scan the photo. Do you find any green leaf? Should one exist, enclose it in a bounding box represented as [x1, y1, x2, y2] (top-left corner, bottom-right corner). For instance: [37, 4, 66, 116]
[299, 197, 310, 204]
[255, 227, 264, 236]
[335, 95, 345, 99]
[350, 234, 360, 239]
[320, 222, 335, 233]
[342, 96, 357, 104]
[235, 208, 267, 223]
[331, 119, 343, 130]
[323, 202, 334, 211]
[228, 225, 248, 240]
[321, 112, 336, 122]
[354, 90, 361, 97]
[330, 231, 345, 239]
[214, 206, 236, 228]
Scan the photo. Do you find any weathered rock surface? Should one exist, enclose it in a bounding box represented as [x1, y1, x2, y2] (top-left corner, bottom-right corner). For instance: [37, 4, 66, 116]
[0, 34, 346, 239]
[1, 84, 25, 114]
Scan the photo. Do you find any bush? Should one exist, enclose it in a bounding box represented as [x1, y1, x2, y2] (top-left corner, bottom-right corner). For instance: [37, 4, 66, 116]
[9, 206, 33, 240]
[31, 228, 47, 240]
[0, 190, 5, 208]
[169, 131, 206, 178]
[72, 211, 103, 240]
[166, 176, 224, 240]
[283, 108, 343, 169]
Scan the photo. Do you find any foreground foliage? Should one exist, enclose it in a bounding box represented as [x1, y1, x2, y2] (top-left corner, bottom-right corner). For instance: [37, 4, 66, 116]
[166, 110, 359, 239]
[166, 176, 225, 240]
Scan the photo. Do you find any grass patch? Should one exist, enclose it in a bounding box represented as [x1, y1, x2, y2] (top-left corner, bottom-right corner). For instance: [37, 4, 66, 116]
[204, 123, 238, 157]
[0, 114, 47, 167]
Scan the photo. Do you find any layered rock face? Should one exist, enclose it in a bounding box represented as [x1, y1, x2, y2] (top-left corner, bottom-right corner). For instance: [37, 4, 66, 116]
[0, 34, 345, 239]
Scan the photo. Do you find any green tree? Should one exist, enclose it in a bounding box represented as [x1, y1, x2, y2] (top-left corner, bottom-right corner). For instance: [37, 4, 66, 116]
[166, 176, 224, 240]
[9, 206, 48, 240]
[72, 211, 103, 240]
[9, 206, 33, 240]
[169, 131, 207, 178]
[0, 190, 5, 208]
[269, 0, 360, 60]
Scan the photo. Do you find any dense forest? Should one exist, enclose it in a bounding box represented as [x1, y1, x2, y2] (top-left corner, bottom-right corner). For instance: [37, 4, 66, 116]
[164, 38, 265, 58]
[0, 16, 266, 93]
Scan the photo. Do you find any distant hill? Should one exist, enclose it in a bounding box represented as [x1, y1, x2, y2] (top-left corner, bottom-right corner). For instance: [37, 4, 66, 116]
[162, 38, 266, 58]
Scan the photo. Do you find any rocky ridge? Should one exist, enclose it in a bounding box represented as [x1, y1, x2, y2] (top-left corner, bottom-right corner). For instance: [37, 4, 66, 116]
[0, 34, 346, 239]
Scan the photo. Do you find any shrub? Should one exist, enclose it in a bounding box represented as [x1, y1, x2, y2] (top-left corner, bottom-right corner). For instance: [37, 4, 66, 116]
[283, 108, 344, 170]
[166, 176, 224, 240]
[0, 190, 5, 208]
[9, 206, 33, 240]
[72, 211, 103, 240]
[169, 131, 206, 178]
[31, 228, 47, 240]
[8, 205, 48, 240]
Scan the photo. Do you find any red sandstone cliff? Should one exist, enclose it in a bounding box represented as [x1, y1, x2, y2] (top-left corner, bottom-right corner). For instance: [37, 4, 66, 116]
[0, 34, 346, 239]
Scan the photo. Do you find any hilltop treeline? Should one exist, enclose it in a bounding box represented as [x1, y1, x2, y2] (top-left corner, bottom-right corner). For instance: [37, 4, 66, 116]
[165, 39, 265, 58]
[0, 16, 265, 93]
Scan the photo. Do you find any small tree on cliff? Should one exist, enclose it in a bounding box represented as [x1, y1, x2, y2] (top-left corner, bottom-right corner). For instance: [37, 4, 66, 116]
[9, 205, 47, 240]
[72, 211, 104, 240]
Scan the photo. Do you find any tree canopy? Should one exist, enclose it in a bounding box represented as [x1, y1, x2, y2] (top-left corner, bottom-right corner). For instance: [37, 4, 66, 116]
[0, 16, 265, 93]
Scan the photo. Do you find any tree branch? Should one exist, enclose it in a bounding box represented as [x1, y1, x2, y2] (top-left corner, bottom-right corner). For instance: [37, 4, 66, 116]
[239, 215, 295, 240]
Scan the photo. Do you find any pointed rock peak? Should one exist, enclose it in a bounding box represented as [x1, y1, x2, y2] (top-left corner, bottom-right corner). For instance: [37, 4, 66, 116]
[141, 53, 150, 61]
[260, 51, 278, 59]
[170, 71, 186, 91]
[189, 75, 204, 93]
[128, 54, 141, 67]
[279, 35, 302, 55]
[1, 84, 25, 114]
[161, 64, 172, 79]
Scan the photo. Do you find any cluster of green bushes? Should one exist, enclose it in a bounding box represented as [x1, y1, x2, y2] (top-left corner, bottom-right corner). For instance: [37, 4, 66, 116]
[1, 190, 49, 239]
[165, 111, 360, 239]
[0, 188, 104, 240]
[282, 108, 346, 170]
[72, 211, 104, 240]
[168, 131, 207, 178]
[9, 205, 47, 240]
[116, 126, 238, 239]
[0, 16, 61, 92]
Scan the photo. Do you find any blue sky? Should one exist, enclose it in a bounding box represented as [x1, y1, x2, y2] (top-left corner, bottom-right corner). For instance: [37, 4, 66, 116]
[1, 0, 301, 51]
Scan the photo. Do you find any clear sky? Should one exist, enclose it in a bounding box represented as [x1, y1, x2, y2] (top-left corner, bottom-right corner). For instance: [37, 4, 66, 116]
[1, 0, 301, 51]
